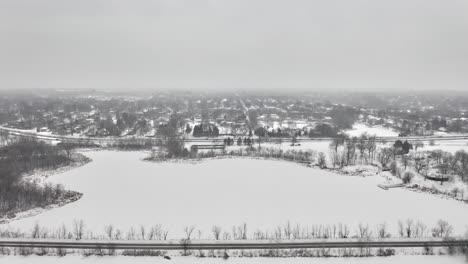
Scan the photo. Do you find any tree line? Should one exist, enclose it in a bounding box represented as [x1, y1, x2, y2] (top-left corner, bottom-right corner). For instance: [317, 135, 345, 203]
[0, 139, 82, 219]
[0, 219, 457, 241]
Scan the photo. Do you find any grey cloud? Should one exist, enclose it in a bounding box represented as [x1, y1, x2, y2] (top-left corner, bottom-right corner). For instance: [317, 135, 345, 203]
[0, 0, 467, 91]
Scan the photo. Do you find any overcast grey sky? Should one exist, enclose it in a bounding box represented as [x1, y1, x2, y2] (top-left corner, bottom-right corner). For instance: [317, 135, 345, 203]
[0, 0, 467, 91]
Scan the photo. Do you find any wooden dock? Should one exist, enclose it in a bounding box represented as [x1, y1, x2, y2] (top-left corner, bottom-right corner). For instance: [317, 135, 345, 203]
[378, 183, 405, 190]
[190, 144, 226, 151]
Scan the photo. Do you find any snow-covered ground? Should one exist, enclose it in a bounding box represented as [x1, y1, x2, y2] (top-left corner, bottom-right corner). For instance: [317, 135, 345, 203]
[3, 151, 468, 238]
[421, 140, 468, 154]
[433, 131, 468, 137]
[221, 140, 333, 154]
[1, 255, 466, 264]
[345, 123, 399, 137]
[400, 165, 468, 201]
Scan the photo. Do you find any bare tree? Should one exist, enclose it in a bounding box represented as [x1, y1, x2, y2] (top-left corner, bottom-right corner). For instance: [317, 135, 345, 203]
[412, 153, 426, 174]
[73, 219, 85, 240]
[126, 227, 136, 240]
[163, 230, 169, 240]
[414, 221, 427, 238]
[140, 225, 146, 240]
[59, 143, 76, 160]
[405, 219, 414, 238]
[32, 222, 41, 239]
[283, 221, 292, 240]
[357, 133, 368, 158]
[338, 224, 350, 239]
[222, 232, 231, 240]
[211, 226, 222, 240]
[114, 229, 122, 240]
[357, 223, 372, 239]
[240, 223, 248, 240]
[317, 152, 327, 169]
[398, 220, 405, 238]
[329, 150, 339, 168]
[431, 220, 453, 238]
[378, 147, 394, 168]
[377, 223, 390, 238]
[104, 225, 114, 240]
[184, 226, 196, 240]
[438, 152, 453, 174]
[147, 224, 166, 240]
[366, 136, 377, 160]
[57, 224, 68, 239]
[329, 137, 343, 153]
[454, 150, 468, 181]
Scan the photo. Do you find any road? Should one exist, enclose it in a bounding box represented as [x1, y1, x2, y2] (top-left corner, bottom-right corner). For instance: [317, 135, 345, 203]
[0, 238, 466, 250]
[1, 125, 468, 145]
[238, 98, 251, 128]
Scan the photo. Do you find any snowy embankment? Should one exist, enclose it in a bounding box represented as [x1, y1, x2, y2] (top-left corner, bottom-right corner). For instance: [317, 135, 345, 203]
[391, 167, 467, 204]
[0, 254, 467, 264]
[0, 153, 92, 225]
[21, 153, 92, 184]
[3, 151, 468, 239]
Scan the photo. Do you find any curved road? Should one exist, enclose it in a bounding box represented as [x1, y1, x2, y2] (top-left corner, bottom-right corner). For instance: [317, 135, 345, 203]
[2, 126, 468, 145]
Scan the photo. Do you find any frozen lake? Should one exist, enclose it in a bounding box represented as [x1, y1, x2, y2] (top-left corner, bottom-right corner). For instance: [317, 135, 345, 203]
[3, 151, 468, 238]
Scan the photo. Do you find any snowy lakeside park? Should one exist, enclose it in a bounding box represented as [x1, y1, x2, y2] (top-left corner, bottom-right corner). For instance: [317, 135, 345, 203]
[345, 123, 468, 153]
[187, 121, 468, 156]
[1, 254, 467, 264]
[2, 150, 468, 238]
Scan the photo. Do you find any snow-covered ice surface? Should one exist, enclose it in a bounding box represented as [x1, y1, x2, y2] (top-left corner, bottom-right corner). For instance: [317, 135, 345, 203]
[1, 255, 467, 264]
[3, 151, 468, 237]
[345, 123, 399, 137]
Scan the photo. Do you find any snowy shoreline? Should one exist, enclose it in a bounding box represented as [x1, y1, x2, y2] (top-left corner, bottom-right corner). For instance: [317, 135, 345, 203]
[0, 193, 83, 225]
[144, 153, 379, 177]
[21, 152, 92, 184]
[145, 153, 468, 204]
[405, 185, 468, 205]
[0, 153, 92, 225]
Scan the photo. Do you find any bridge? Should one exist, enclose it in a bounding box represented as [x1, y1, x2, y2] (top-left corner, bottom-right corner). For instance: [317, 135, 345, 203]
[0, 238, 466, 250]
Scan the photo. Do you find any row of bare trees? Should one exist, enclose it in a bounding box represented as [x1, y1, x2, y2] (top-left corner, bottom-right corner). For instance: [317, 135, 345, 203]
[391, 149, 468, 190]
[326, 133, 468, 185]
[329, 134, 378, 168]
[0, 219, 456, 241]
[187, 146, 318, 164]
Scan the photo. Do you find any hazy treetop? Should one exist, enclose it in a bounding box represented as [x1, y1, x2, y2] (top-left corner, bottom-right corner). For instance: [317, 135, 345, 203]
[0, 0, 467, 92]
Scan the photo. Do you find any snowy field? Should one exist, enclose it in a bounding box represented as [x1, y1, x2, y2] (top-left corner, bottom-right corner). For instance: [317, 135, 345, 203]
[345, 123, 399, 137]
[421, 140, 468, 154]
[3, 151, 468, 238]
[222, 140, 333, 154]
[1, 255, 467, 264]
[344, 123, 468, 153]
[220, 139, 468, 156]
